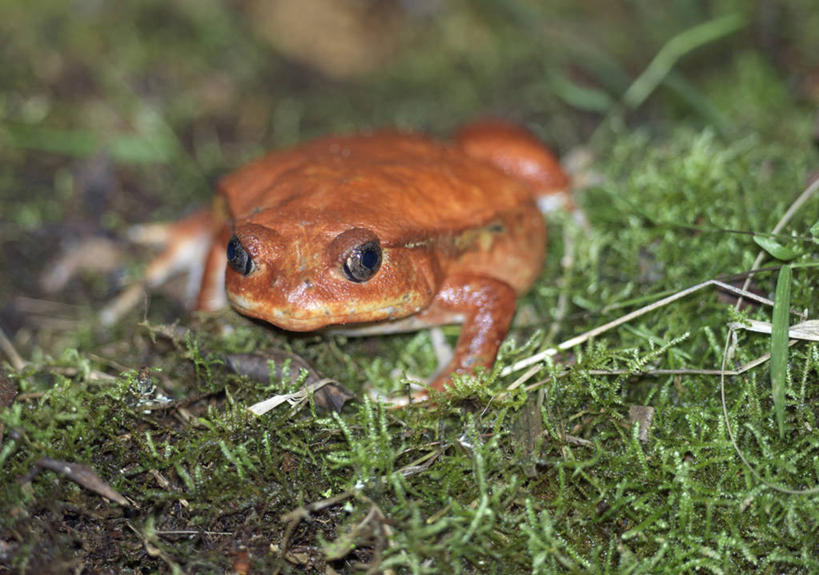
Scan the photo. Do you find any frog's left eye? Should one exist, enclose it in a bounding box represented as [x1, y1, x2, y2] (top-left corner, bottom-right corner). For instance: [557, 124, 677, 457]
[227, 235, 254, 276]
[342, 240, 382, 283]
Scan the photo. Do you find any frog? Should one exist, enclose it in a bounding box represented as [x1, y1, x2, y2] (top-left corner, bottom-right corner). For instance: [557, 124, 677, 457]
[105, 121, 570, 394]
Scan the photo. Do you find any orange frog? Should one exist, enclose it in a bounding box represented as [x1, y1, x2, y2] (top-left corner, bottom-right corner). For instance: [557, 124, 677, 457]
[106, 122, 570, 392]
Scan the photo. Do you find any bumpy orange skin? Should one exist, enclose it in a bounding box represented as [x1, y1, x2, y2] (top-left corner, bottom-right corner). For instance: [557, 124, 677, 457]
[193, 123, 568, 391]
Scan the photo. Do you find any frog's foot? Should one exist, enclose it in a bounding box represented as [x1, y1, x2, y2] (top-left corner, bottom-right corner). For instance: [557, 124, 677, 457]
[424, 274, 517, 393]
[100, 210, 219, 325]
[363, 275, 515, 407]
[427, 274, 516, 391]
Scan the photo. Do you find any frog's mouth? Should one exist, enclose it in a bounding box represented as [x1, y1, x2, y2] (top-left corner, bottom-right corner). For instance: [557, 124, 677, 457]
[226, 291, 417, 332]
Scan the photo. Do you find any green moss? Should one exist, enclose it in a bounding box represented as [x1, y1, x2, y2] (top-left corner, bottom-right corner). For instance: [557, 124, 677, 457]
[2, 0, 819, 572]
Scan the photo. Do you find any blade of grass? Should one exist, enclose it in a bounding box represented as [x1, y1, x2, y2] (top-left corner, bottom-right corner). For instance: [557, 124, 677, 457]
[622, 13, 746, 109]
[770, 265, 791, 439]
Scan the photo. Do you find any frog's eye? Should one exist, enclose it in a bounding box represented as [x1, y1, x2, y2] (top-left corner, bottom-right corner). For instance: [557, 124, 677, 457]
[342, 240, 382, 283]
[227, 235, 254, 276]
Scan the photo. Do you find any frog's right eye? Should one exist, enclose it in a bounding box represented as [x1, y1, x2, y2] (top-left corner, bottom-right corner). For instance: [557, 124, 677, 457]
[342, 240, 382, 283]
[227, 235, 254, 276]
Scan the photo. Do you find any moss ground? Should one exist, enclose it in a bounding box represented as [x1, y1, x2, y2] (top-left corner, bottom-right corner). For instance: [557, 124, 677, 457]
[1, 1, 818, 573]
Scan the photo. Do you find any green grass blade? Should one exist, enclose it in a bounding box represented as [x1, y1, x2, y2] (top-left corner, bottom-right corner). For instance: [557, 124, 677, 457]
[771, 265, 792, 439]
[622, 13, 746, 109]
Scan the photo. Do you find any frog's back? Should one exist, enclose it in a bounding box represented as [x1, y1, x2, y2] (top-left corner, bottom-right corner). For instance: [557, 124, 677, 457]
[218, 132, 538, 244]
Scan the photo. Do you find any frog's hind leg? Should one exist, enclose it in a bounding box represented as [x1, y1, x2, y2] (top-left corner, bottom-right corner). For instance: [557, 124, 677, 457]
[455, 121, 568, 191]
[100, 210, 219, 325]
[455, 121, 575, 213]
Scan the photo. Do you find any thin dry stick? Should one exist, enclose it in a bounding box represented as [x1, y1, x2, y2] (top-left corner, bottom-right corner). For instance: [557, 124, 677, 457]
[506, 364, 543, 391]
[502, 278, 788, 377]
[494, 341, 801, 401]
[549, 340, 800, 379]
[0, 325, 25, 370]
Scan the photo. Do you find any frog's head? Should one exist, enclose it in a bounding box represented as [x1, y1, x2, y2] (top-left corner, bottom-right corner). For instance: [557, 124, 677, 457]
[223, 222, 439, 331]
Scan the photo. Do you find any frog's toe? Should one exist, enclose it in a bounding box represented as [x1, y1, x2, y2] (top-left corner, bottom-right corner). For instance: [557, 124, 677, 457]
[126, 221, 174, 246]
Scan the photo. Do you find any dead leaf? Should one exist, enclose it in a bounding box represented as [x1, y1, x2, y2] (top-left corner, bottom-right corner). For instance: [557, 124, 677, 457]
[226, 351, 319, 386]
[628, 405, 655, 443]
[312, 381, 355, 413]
[247, 379, 354, 416]
[511, 393, 543, 477]
[730, 319, 819, 342]
[229, 352, 354, 414]
[34, 458, 131, 507]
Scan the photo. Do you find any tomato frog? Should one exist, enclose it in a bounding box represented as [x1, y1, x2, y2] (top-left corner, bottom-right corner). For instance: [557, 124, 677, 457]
[104, 122, 571, 395]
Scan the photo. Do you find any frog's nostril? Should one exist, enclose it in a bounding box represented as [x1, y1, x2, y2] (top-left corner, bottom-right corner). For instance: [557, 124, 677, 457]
[227, 235, 254, 276]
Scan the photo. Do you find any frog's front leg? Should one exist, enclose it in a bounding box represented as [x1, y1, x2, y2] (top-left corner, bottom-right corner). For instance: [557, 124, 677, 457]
[195, 224, 231, 311]
[425, 274, 517, 391]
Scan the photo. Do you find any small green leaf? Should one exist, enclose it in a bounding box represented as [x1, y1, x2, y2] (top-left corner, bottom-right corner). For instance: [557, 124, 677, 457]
[770, 265, 791, 439]
[753, 235, 801, 261]
[810, 220, 819, 237]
